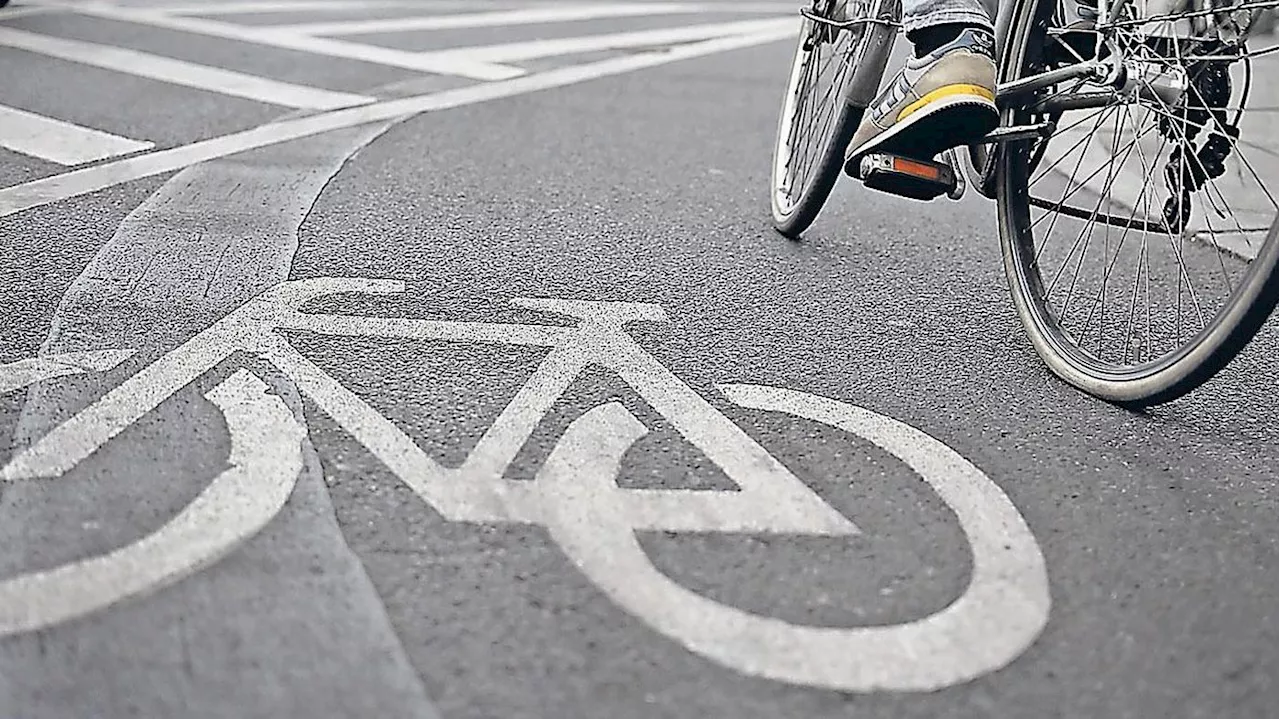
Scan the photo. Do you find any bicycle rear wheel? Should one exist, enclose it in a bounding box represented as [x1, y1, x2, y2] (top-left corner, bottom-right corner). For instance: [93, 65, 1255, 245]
[771, 1, 873, 237]
[994, 0, 1278, 404]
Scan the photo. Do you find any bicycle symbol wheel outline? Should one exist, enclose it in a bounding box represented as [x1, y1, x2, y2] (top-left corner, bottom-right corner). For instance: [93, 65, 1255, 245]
[0, 277, 1050, 693]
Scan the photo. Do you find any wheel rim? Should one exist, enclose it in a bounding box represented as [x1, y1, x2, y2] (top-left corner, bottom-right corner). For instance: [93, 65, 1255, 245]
[999, 0, 1278, 381]
[772, 2, 862, 219]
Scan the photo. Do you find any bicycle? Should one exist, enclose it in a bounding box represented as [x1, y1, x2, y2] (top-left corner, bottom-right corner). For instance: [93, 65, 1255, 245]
[0, 277, 1051, 692]
[771, 0, 1278, 405]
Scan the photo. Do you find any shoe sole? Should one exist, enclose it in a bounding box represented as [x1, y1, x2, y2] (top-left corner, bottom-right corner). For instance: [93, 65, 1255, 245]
[844, 92, 999, 175]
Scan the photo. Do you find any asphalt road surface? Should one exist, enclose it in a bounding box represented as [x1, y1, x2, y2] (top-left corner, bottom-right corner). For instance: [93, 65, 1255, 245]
[0, 2, 1276, 718]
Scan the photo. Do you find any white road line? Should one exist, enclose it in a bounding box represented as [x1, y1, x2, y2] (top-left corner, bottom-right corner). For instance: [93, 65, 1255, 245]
[160, 0, 465, 14]
[0, 104, 154, 165]
[539, 388, 1049, 692]
[150, 0, 804, 14]
[267, 4, 708, 36]
[68, 5, 527, 80]
[0, 349, 134, 394]
[0, 370, 305, 636]
[1, 118, 443, 715]
[421, 17, 792, 64]
[0, 26, 375, 109]
[710, 1, 810, 9]
[0, 22, 798, 218]
[0, 5, 63, 20]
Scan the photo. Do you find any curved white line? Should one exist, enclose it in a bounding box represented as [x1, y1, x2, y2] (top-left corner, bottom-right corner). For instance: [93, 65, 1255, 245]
[0, 370, 304, 636]
[540, 389, 1049, 692]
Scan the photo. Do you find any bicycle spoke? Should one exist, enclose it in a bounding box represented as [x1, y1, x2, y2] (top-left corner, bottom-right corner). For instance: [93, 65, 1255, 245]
[998, 0, 1276, 392]
[1076, 106, 1149, 346]
[1182, 81, 1279, 210]
[1031, 107, 1162, 238]
[1102, 0, 1278, 30]
[1164, 140, 1209, 333]
[1030, 102, 1118, 186]
[1123, 108, 1158, 363]
[1059, 95, 1131, 330]
[1056, 101, 1128, 322]
[1032, 107, 1120, 265]
[779, 25, 855, 212]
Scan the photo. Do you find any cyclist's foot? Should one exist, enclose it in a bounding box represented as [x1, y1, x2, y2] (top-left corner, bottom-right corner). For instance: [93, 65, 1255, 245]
[843, 27, 998, 173]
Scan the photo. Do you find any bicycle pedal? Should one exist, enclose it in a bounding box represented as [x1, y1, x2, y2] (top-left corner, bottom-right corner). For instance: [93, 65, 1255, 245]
[857, 153, 957, 202]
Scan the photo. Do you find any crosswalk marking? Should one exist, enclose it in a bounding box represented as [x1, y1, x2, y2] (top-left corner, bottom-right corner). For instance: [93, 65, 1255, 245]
[265, 4, 709, 37]
[424, 17, 797, 64]
[0, 26, 376, 110]
[0, 104, 153, 166]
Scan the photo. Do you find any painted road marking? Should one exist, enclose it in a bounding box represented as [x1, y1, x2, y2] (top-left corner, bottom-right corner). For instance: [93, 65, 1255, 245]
[0, 370, 305, 635]
[0, 104, 154, 165]
[541, 390, 1048, 691]
[159, 0, 465, 14]
[65, 4, 798, 81]
[0, 26, 375, 110]
[0, 277, 1051, 692]
[0, 349, 134, 393]
[0, 5, 1039, 703]
[91, 0, 805, 15]
[0, 120, 443, 716]
[266, 4, 712, 36]
[67, 4, 528, 80]
[0, 24, 798, 217]
[424, 17, 797, 64]
[0, 5, 62, 21]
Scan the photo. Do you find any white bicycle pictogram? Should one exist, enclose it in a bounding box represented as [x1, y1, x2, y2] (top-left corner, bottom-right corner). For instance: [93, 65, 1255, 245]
[0, 277, 1050, 692]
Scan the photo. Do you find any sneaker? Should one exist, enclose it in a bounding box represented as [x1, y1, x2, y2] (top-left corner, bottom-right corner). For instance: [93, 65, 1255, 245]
[844, 27, 999, 173]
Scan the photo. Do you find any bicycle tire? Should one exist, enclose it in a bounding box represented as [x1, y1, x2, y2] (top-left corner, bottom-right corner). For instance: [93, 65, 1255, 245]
[770, 15, 863, 238]
[993, 0, 1279, 405]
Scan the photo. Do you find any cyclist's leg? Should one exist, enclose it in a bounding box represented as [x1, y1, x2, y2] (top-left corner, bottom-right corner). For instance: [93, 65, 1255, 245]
[902, 0, 993, 45]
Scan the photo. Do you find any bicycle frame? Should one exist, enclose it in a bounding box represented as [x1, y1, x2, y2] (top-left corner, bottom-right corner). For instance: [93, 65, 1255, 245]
[821, 0, 1119, 193]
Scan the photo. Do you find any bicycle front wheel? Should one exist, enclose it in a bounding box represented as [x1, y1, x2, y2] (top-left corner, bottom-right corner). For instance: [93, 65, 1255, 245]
[770, 2, 866, 238]
[994, 0, 1278, 404]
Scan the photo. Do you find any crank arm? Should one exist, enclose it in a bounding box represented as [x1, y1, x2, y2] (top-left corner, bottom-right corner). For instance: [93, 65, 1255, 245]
[977, 120, 1058, 144]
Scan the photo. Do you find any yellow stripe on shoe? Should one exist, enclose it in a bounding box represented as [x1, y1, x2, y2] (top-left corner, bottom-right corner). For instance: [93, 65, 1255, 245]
[897, 84, 996, 122]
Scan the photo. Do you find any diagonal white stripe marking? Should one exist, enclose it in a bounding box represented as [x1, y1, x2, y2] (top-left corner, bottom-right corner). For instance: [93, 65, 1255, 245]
[268, 3, 708, 36]
[0, 104, 154, 165]
[421, 17, 793, 63]
[0, 5, 62, 20]
[0, 23, 798, 218]
[161, 0, 465, 14]
[0, 349, 135, 394]
[67, 5, 527, 80]
[154, 0, 803, 14]
[0, 26, 376, 109]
